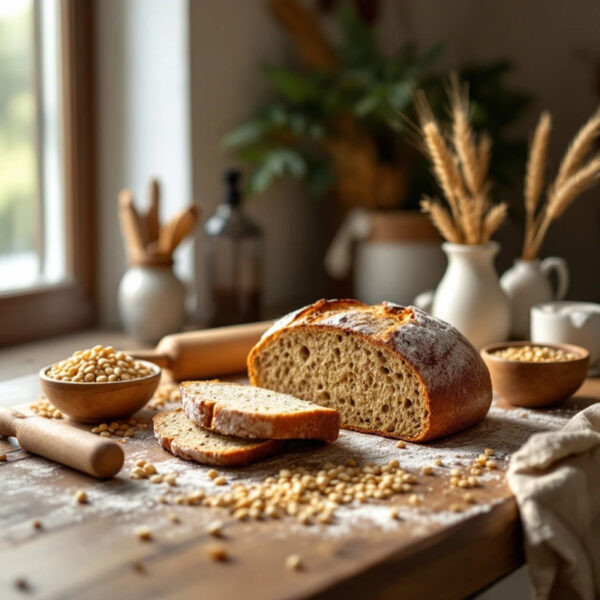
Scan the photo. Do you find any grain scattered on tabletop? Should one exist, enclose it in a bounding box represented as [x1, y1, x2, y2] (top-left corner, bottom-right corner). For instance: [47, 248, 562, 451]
[135, 459, 146, 467]
[207, 469, 218, 480]
[214, 476, 227, 486]
[31, 519, 42, 530]
[132, 561, 146, 574]
[205, 543, 228, 562]
[74, 490, 88, 504]
[0, 453, 6, 462]
[389, 506, 399, 519]
[449, 503, 463, 513]
[149, 474, 163, 484]
[484, 448, 495, 456]
[143, 463, 157, 475]
[285, 554, 302, 571]
[463, 492, 476, 504]
[164, 473, 177, 486]
[135, 525, 153, 541]
[206, 520, 223, 537]
[421, 465, 434, 475]
[168, 514, 181, 524]
[396, 440, 405, 449]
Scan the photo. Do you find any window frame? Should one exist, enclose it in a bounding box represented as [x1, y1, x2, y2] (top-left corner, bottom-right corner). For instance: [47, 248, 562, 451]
[0, 0, 96, 347]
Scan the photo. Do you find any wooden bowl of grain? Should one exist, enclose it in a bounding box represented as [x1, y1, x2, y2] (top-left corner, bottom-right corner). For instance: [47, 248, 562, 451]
[40, 360, 161, 423]
[480, 342, 589, 408]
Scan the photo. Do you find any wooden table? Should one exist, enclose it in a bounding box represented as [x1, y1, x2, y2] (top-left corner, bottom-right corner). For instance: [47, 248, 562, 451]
[1, 345, 598, 600]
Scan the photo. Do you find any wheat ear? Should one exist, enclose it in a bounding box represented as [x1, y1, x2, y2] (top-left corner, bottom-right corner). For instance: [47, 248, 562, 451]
[449, 75, 480, 197]
[420, 197, 463, 243]
[481, 203, 508, 243]
[477, 133, 492, 191]
[422, 121, 464, 227]
[554, 107, 600, 188]
[522, 112, 552, 258]
[529, 156, 600, 258]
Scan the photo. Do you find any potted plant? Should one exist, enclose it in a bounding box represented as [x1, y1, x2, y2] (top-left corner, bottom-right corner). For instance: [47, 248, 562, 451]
[223, 0, 530, 304]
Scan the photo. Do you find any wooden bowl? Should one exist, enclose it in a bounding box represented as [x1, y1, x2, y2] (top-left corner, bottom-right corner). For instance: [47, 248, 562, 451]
[39, 360, 161, 423]
[480, 342, 589, 408]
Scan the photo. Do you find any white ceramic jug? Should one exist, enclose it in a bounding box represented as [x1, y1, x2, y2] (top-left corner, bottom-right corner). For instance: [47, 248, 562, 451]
[415, 242, 511, 348]
[118, 264, 186, 344]
[500, 257, 569, 339]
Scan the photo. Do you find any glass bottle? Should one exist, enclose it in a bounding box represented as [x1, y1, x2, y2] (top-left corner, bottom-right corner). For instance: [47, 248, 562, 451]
[204, 169, 263, 327]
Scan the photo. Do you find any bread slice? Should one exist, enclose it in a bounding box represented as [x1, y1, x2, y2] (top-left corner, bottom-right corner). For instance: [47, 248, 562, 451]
[247, 299, 492, 442]
[153, 408, 284, 466]
[180, 380, 340, 442]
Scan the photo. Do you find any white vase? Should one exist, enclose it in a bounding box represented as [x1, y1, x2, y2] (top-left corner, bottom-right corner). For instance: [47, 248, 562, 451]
[421, 242, 510, 348]
[118, 264, 186, 343]
[500, 257, 569, 339]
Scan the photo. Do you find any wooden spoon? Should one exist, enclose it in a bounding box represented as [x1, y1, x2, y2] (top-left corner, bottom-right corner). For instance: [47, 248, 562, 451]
[118, 190, 147, 260]
[157, 206, 199, 256]
[145, 179, 160, 244]
[0, 407, 124, 479]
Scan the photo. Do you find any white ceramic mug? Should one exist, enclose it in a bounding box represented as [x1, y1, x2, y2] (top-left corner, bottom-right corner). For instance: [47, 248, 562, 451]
[531, 301, 600, 374]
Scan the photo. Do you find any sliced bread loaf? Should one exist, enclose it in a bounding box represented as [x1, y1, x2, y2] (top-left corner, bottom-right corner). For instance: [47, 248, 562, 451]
[247, 299, 492, 442]
[153, 408, 284, 466]
[180, 380, 340, 441]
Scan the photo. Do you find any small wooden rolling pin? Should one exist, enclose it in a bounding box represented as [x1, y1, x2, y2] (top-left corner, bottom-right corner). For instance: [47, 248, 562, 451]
[128, 320, 274, 380]
[0, 407, 124, 479]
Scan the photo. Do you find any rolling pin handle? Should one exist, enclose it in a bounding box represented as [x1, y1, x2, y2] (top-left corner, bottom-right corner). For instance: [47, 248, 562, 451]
[126, 349, 171, 369]
[0, 407, 24, 437]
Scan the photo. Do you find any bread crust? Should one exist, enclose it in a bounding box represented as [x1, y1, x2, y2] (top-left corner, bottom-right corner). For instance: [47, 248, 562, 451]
[180, 381, 340, 442]
[247, 299, 492, 442]
[153, 408, 285, 466]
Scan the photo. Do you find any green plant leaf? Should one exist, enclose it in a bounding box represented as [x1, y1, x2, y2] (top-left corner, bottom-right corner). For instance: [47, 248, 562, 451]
[338, 3, 379, 68]
[262, 65, 322, 104]
[221, 120, 266, 149]
[248, 148, 307, 194]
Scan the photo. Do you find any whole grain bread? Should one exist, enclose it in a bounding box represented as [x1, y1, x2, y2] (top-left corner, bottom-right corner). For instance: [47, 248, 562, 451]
[247, 299, 492, 442]
[180, 380, 340, 441]
[153, 408, 284, 466]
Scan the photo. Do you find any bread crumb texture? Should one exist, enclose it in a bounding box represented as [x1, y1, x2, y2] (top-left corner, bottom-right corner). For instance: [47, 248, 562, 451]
[248, 299, 491, 442]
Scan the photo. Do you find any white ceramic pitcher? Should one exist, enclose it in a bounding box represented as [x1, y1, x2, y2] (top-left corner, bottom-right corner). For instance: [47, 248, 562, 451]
[500, 257, 569, 339]
[415, 241, 511, 348]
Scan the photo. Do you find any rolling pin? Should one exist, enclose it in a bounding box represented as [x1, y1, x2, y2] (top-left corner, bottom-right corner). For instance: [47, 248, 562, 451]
[128, 320, 274, 380]
[0, 407, 124, 479]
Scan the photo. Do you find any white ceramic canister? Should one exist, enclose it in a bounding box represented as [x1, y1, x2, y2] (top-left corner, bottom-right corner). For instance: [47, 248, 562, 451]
[118, 262, 186, 344]
[531, 301, 600, 374]
[417, 241, 511, 348]
[500, 257, 569, 339]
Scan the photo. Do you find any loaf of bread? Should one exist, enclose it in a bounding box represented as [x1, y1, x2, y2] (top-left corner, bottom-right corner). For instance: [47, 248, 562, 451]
[180, 380, 340, 441]
[247, 299, 492, 442]
[153, 408, 284, 466]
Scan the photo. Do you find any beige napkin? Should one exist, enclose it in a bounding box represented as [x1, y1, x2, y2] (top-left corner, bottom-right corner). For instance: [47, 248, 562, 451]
[507, 404, 600, 600]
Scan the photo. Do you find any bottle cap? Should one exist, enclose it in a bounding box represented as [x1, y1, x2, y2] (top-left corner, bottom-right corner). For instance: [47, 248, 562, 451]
[224, 169, 242, 207]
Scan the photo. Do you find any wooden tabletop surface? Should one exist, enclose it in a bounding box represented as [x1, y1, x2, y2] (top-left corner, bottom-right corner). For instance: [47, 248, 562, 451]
[1, 335, 599, 600]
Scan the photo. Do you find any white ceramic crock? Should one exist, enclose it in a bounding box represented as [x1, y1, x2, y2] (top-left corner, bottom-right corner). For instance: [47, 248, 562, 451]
[118, 264, 186, 344]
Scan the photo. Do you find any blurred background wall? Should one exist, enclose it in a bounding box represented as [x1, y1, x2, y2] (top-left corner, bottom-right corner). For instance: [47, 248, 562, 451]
[95, 0, 600, 326]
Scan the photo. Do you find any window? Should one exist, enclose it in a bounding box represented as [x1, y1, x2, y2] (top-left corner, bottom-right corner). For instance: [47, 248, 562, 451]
[0, 0, 95, 346]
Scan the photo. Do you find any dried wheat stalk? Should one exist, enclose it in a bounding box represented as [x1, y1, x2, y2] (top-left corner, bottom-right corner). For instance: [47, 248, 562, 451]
[420, 197, 463, 243]
[417, 79, 506, 245]
[554, 108, 600, 188]
[523, 112, 552, 255]
[521, 107, 600, 259]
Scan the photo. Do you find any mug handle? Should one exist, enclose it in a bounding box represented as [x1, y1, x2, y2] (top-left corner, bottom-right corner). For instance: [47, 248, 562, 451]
[540, 257, 569, 300]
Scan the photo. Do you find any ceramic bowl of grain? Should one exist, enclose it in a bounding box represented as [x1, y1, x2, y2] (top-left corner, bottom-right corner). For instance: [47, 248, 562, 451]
[480, 342, 589, 408]
[40, 346, 161, 423]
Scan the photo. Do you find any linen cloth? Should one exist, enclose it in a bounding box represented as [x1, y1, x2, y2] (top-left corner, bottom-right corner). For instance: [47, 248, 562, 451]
[507, 404, 600, 599]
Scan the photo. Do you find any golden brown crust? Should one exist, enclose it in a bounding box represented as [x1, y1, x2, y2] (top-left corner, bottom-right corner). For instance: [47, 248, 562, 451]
[180, 380, 340, 442]
[153, 409, 285, 467]
[247, 299, 492, 442]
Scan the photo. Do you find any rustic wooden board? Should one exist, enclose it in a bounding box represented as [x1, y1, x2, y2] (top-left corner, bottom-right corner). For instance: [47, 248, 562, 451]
[1, 374, 599, 600]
